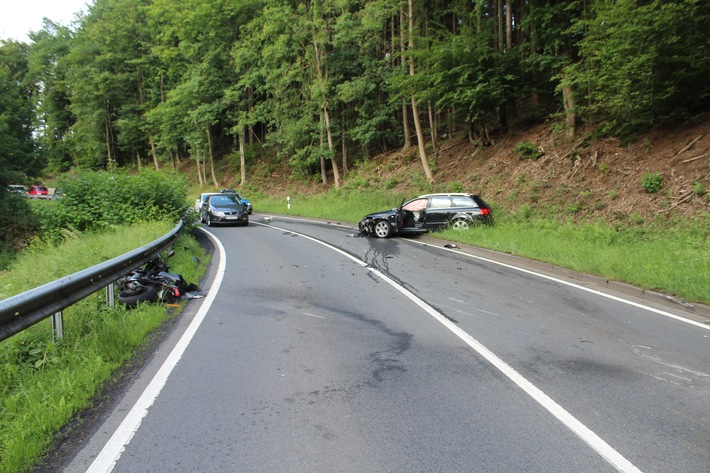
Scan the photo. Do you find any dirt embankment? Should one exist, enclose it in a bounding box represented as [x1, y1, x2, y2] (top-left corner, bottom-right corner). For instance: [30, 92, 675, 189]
[219, 119, 710, 224]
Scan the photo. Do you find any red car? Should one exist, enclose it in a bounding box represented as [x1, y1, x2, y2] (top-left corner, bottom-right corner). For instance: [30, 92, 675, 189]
[27, 185, 49, 198]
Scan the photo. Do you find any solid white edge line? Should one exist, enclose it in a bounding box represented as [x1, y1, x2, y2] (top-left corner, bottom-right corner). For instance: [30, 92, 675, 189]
[413, 241, 710, 331]
[86, 228, 226, 473]
[260, 222, 643, 473]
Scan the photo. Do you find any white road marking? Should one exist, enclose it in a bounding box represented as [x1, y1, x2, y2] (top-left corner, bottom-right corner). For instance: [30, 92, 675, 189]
[87, 229, 226, 473]
[418, 241, 710, 331]
[476, 309, 500, 316]
[258, 222, 643, 473]
[304, 312, 325, 319]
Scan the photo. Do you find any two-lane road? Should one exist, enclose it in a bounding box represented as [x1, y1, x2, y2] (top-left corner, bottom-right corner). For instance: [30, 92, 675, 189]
[62, 215, 709, 472]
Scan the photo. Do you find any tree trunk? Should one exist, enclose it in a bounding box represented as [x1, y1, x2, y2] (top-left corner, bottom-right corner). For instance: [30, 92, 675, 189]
[428, 102, 437, 151]
[239, 125, 246, 185]
[206, 125, 220, 188]
[148, 130, 159, 170]
[248, 86, 254, 145]
[323, 105, 340, 188]
[408, 0, 433, 182]
[195, 149, 204, 187]
[400, 8, 412, 150]
[561, 48, 576, 140]
[341, 109, 348, 174]
[319, 112, 328, 185]
[506, 0, 513, 52]
[139, 74, 160, 170]
[563, 80, 576, 140]
[496, 0, 504, 52]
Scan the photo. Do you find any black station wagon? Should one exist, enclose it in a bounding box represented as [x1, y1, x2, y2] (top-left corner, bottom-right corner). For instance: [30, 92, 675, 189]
[358, 193, 493, 238]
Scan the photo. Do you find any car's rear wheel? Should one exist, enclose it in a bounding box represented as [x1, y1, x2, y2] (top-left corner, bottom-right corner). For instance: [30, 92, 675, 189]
[374, 220, 392, 238]
[452, 218, 470, 230]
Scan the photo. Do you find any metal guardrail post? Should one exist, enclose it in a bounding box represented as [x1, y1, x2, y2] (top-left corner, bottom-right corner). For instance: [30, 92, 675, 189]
[52, 311, 64, 341]
[107, 282, 116, 308]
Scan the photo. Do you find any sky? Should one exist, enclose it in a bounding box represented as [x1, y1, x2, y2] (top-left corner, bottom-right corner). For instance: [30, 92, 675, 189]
[0, 0, 90, 42]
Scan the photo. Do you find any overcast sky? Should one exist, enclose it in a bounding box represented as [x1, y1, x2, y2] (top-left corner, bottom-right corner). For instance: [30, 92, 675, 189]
[0, 0, 90, 42]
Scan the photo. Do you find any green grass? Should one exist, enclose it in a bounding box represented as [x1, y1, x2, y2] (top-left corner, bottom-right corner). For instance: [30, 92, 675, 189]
[1, 221, 173, 299]
[256, 188, 409, 223]
[253, 190, 710, 305]
[0, 224, 209, 473]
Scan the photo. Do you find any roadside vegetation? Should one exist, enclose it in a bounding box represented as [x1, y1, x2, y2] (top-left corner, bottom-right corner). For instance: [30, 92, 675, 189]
[0, 171, 207, 473]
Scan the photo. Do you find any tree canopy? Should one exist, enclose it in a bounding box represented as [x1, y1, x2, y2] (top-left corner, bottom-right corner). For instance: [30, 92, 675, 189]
[1, 0, 708, 180]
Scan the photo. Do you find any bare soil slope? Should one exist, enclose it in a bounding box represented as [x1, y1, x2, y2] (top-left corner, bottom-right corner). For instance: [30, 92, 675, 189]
[224, 119, 710, 224]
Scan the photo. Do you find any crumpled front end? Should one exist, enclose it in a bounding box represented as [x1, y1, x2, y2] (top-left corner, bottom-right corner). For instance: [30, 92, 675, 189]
[358, 217, 376, 237]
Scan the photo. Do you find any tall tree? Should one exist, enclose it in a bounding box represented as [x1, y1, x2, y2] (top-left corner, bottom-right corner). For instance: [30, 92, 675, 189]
[28, 21, 75, 173]
[407, 0, 433, 182]
[0, 40, 42, 182]
[570, 0, 710, 135]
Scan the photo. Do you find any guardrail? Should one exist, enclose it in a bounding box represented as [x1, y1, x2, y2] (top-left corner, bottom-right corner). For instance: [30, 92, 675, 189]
[0, 220, 184, 342]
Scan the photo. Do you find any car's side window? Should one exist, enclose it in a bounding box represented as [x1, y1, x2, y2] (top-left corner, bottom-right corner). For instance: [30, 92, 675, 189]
[429, 196, 452, 209]
[451, 196, 475, 208]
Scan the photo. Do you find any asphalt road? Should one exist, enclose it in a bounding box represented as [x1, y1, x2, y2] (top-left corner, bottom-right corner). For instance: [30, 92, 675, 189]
[62, 215, 709, 472]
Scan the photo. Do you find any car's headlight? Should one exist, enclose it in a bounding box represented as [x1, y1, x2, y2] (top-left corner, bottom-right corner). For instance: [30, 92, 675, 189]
[212, 210, 226, 217]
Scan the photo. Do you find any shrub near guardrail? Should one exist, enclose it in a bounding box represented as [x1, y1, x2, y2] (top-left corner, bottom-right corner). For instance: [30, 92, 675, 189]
[35, 170, 190, 241]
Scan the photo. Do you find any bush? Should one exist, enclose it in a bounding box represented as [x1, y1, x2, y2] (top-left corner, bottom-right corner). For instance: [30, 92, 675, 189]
[41, 170, 189, 235]
[641, 172, 663, 193]
[514, 141, 541, 160]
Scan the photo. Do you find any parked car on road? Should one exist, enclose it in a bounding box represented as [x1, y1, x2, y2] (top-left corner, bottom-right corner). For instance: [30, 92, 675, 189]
[27, 185, 49, 198]
[195, 192, 221, 212]
[359, 193, 493, 238]
[200, 194, 249, 227]
[7, 185, 27, 195]
[220, 189, 252, 214]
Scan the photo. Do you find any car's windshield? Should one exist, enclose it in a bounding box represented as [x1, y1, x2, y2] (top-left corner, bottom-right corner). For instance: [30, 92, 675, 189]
[209, 195, 239, 206]
[403, 198, 427, 211]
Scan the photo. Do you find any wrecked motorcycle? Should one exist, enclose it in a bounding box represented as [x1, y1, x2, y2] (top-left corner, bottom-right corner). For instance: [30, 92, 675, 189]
[117, 251, 200, 308]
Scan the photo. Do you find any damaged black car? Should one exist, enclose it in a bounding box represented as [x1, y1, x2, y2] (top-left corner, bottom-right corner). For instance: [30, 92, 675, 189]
[358, 193, 493, 238]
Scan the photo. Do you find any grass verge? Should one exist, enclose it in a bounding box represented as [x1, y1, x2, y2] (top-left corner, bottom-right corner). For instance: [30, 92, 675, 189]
[253, 189, 710, 305]
[0, 223, 209, 473]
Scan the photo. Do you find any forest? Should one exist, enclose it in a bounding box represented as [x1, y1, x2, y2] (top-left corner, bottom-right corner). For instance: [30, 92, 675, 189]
[1, 0, 709, 245]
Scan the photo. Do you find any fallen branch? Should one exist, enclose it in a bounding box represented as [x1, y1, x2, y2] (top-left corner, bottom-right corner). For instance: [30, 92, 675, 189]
[672, 134, 704, 159]
[659, 190, 694, 213]
[559, 138, 586, 160]
[682, 153, 707, 164]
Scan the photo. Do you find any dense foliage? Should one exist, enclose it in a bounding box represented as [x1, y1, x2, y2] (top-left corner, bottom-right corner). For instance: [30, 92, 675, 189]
[0, 0, 706, 180]
[36, 170, 190, 237]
